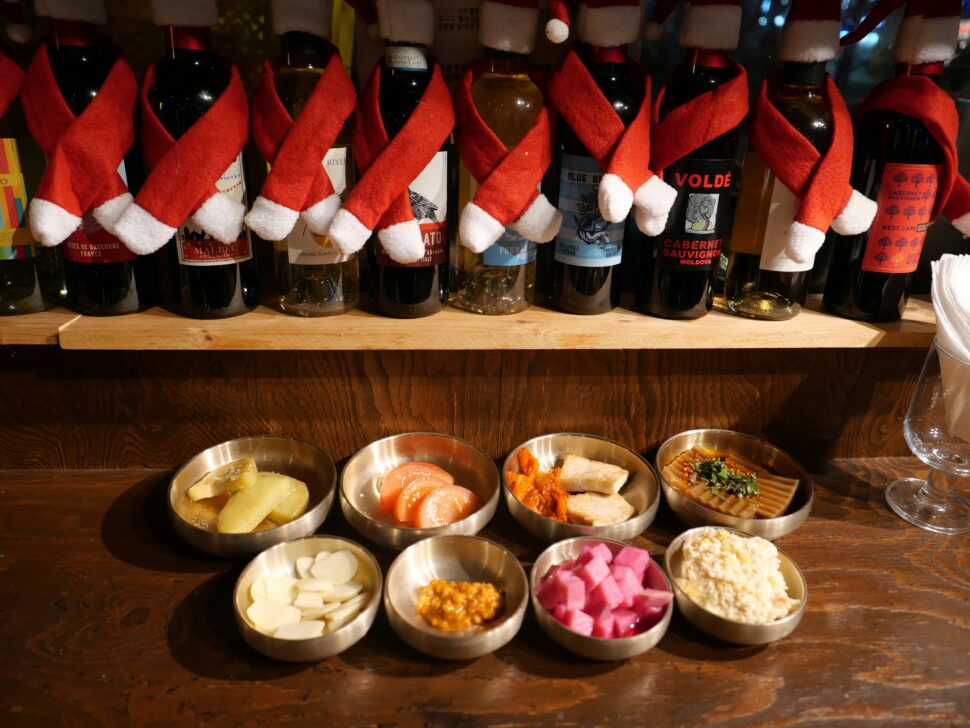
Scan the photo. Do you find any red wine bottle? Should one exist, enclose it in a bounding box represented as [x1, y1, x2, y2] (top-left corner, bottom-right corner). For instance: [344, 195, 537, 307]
[50, 20, 154, 316]
[637, 50, 741, 320]
[366, 43, 448, 319]
[149, 26, 258, 319]
[550, 46, 639, 315]
[823, 63, 944, 322]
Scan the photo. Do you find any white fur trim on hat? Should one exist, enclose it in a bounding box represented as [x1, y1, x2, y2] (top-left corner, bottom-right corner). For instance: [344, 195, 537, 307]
[328, 208, 372, 254]
[28, 198, 82, 247]
[950, 211, 970, 237]
[113, 203, 177, 255]
[633, 176, 678, 221]
[377, 218, 425, 264]
[578, 4, 642, 47]
[301, 193, 343, 236]
[681, 4, 742, 51]
[151, 0, 219, 28]
[480, 1, 539, 55]
[511, 194, 562, 243]
[894, 15, 960, 65]
[830, 189, 878, 237]
[190, 193, 247, 244]
[598, 173, 634, 223]
[785, 220, 826, 265]
[272, 0, 334, 39]
[546, 18, 569, 44]
[634, 207, 668, 237]
[245, 195, 300, 241]
[779, 20, 841, 63]
[459, 202, 506, 253]
[34, 0, 107, 25]
[93, 192, 133, 232]
[375, 0, 434, 47]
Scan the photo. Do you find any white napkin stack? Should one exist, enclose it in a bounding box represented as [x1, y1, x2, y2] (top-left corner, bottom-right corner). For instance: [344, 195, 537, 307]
[932, 254, 970, 442]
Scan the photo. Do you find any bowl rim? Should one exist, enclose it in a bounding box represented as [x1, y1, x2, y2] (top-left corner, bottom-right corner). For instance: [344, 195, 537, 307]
[529, 535, 674, 645]
[168, 435, 337, 538]
[339, 432, 501, 537]
[501, 432, 660, 528]
[234, 534, 384, 645]
[383, 533, 530, 641]
[663, 525, 808, 630]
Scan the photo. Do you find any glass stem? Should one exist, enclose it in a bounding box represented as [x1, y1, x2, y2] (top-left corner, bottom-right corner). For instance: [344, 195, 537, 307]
[920, 467, 960, 509]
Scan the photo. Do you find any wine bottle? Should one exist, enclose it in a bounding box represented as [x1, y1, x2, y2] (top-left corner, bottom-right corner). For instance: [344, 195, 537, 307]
[150, 25, 259, 319]
[550, 46, 639, 315]
[367, 42, 448, 318]
[823, 64, 944, 322]
[721, 62, 831, 320]
[453, 51, 542, 315]
[272, 31, 358, 317]
[637, 50, 741, 320]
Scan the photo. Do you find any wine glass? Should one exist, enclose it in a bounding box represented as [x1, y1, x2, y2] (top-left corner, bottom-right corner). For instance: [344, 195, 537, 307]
[886, 339, 970, 535]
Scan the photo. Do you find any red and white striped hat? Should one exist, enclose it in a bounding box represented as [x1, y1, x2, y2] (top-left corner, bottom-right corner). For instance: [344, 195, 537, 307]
[779, 0, 843, 63]
[842, 0, 961, 65]
[646, 0, 743, 51]
[272, 0, 334, 40]
[481, 0, 541, 55]
[150, 0, 219, 28]
[546, 0, 643, 47]
[34, 0, 107, 25]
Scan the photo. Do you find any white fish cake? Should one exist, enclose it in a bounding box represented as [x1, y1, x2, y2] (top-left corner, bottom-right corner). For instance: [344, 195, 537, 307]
[275, 620, 326, 640]
[311, 550, 358, 585]
[247, 600, 301, 634]
[559, 453, 629, 495]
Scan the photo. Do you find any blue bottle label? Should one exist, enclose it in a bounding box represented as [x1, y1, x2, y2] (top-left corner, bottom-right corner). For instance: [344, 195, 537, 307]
[554, 154, 624, 268]
[483, 228, 536, 267]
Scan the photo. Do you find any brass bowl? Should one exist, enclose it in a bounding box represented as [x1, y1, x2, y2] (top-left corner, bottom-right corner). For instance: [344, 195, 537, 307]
[384, 535, 528, 660]
[502, 434, 660, 542]
[234, 536, 382, 662]
[168, 436, 335, 557]
[340, 433, 500, 551]
[664, 526, 807, 646]
[655, 429, 813, 540]
[530, 537, 673, 661]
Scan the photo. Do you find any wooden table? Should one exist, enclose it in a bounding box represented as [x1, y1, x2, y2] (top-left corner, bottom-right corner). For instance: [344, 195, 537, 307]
[1, 459, 967, 726]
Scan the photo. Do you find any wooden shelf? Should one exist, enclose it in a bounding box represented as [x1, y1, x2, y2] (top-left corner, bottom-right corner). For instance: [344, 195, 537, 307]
[0, 307, 79, 346]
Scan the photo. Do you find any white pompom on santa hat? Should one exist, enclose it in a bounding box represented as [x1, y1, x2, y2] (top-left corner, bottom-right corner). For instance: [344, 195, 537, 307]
[481, 0, 541, 56]
[779, 0, 842, 64]
[272, 0, 334, 40]
[545, 0, 643, 47]
[34, 0, 107, 25]
[842, 0, 962, 66]
[645, 0, 742, 51]
[151, 0, 219, 28]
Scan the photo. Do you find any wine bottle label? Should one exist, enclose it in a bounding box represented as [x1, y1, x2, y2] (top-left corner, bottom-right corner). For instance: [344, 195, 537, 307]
[176, 154, 253, 267]
[861, 162, 938, 275]
[0, 139, 35, 261]
[482, 230, 536, 267]
[63, 159, 136, 264]
[554, 154, 624, 268]
[283, 147, 351, 266]
[376, 151, 448, 268]
[386, 46, 429, 72]
[656, 158, 735, 270]
[759, 180, 812, 273]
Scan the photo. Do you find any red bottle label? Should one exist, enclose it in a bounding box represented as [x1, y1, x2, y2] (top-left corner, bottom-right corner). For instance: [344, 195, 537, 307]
[62, 213, 137, 264]
[862, 162, 938, 275]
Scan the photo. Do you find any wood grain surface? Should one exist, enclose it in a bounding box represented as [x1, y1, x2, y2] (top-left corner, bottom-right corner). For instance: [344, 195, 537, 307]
[0, 307, 79, 345]
[0, 461, 966, 727]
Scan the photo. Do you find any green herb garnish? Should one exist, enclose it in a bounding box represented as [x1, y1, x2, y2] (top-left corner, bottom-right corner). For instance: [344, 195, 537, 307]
[690, 459, 760, 500]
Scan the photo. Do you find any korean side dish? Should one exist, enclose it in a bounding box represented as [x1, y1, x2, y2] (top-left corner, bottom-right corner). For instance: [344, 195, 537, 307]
[176, 457, 310, 534]
[661, 446, 799, 519]
[678, 527, 799, 624]
[245, 548, 371, 639]
[506, 448, 636, 527]
[535, 543, 672, 639]
[416, 579, 505, 632]
[378, 461, 479, 528]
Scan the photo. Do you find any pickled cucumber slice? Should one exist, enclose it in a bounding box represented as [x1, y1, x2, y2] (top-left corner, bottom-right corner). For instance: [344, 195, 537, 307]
[187, 458, 257, 502]
[265, 476, 310, 525]
[217, 474, 297, 534]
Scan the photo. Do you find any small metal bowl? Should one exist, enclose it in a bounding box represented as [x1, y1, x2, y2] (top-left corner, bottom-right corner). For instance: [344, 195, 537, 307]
[530, 537, 673, 661]
[168, 436, 336, 557]
[234, 536, 382, 662]
[384, 535, 528, 660]
[340, 433, 500, 551]
[655, 429, 813, 540]
[502, 434, 660, 542]
[664, 526, 807, 646]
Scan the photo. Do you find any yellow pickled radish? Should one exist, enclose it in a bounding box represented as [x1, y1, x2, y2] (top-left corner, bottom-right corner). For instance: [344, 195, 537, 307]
[187, 457, 258, 501]
[218, 474, 297, 534]
[265, 475, 310, 524]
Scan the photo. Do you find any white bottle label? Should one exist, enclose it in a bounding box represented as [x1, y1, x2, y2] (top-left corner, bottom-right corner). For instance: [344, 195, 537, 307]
[759, 179, 813, 273]
[385, 46, 428, 71]
[285, 147, 351, 266]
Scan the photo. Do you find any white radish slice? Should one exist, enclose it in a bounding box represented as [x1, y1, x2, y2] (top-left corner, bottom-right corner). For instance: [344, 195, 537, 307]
[321, 580, 363, 602]
[326, 603, 362, 633]
[296, 578, 334, 593]
[247, 600, 301, 634]
[313, 550, 332, 563]
[275, 620, 325, 640]
[294, 591, 323, 610]
[265, 576, 298, 605]
[339, 593, 370, 613]
[301, 601, 343, 620]
[250, 577, 269, 602]
[311, 550, 358, 585]
[295, 557, 314, 579]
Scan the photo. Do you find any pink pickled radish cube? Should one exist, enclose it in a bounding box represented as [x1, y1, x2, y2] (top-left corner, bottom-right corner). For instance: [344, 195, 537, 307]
[536, 578, 558, 612]
[562, 608, 594, 637]
[614, 546, 652, 582]
[637, 605, 665, 628]
[587, 543, 615, 564]
[554, 572, 586, 611]
[612, 608, 639, 638]
[577, 556, 611, 590]
[558, 559, 579, 573]
[633, 588, 674, 615]
[552, 605, 568, 622]
[590, 605, 615, 639]
[589, 574, 623, 611]
[611, 564, 643, 607]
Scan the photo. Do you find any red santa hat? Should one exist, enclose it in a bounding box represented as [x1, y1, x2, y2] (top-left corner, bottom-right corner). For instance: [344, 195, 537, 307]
[779, 0, 843, 64]
[481, 0, 541, 55]
[272, 0, 334, 40]
[545, 0, 643, 47]
[33, 0, 107, 25]
[842, 0, 961, 66]
[645, 0, 742, 51]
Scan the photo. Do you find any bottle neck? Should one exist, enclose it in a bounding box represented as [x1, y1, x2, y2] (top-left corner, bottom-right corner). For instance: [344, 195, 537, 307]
[166, 26, 212, 55]
[686, 49, 729, 69]
[588, 45, 627, 64]
[385, 42, 428, 72]
[897, 62, 944, 79]
[280, 31, 333, 68]
[51, 20, 102, 48]
[780, 61, 826, 87]
[483, 47, 529, 74]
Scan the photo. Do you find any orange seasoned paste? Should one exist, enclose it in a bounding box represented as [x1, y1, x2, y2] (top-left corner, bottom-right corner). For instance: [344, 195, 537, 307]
[416, 579, 504, 632]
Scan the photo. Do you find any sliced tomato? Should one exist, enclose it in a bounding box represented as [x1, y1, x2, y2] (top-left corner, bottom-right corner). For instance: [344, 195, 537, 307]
[414, 485, 480, 529]
[394, 478, 448, 524]
[380, 462, 454, 514]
